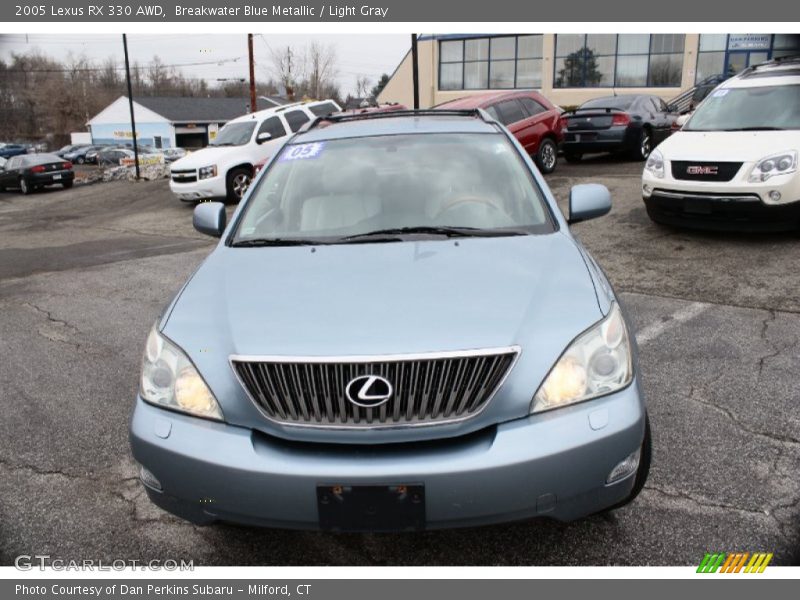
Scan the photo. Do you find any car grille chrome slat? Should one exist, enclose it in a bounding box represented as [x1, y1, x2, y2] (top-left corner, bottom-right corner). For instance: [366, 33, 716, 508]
[231, 349, 518, 429]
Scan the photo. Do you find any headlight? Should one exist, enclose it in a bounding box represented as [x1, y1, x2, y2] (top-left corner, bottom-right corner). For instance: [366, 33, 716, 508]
[748, 151, 797, 182]
[140, 324, 223, 420]
[644, 149, 665, 179]
[198, 165, 218, 180]
[532, 303, 633, 413]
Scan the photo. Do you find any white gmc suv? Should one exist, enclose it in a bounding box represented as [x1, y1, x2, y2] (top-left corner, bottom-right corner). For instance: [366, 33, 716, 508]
[169, 100, 340, 202]
[642, 56, 800, 231]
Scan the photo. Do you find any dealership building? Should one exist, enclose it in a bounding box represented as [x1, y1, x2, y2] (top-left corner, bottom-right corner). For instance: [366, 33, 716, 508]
[86, 96, 255, 149]
[378, 34, 800, 108]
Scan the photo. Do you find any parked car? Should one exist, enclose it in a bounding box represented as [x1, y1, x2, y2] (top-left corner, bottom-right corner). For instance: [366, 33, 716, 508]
[0, 153, 74, 194]
[643, 56, 800, 231]
[84, 145, 115, 164]
[55, 144, 85, 158]
[436, 91, 564, 174]
[560, 94, 678, 162]
[96, 147, 135, 166]
[131, 109, 650, 531]
[336, 103, 408, 117]
[161, 147, 187, 162]
[169, 99, 342, 203]
[0, 143, 29, 159]
[63, 145, 101, 164]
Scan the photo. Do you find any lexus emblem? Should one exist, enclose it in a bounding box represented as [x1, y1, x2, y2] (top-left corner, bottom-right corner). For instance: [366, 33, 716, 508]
[345, 375, 393, 408]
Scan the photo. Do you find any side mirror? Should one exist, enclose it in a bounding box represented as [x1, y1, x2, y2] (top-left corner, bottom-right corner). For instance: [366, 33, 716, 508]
[256, 132, 272, 144]
[568, 184, 611, 225]
[193, 202, 227, 237]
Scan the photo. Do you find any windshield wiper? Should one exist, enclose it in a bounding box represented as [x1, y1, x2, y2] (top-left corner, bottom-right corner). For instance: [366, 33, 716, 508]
[231, 238, 328, 247]
[340, 226, 529, 242]
[722, 126, 787, 131]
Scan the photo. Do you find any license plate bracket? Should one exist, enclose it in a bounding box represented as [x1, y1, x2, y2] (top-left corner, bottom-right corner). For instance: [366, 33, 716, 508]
[317, 484, 425, 532]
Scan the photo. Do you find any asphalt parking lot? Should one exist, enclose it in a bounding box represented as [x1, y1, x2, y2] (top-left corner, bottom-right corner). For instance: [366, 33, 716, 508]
[0, 156, 798, 566]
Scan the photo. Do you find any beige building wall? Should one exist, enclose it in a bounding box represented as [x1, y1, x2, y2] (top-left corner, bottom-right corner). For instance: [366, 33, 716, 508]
[379, 34, 703, 109]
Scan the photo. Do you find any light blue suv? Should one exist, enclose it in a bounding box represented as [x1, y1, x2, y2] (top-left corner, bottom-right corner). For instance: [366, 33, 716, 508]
[130, 109, 650, 531]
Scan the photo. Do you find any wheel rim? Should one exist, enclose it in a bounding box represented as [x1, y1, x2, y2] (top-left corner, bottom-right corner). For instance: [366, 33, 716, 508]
[641, 134, 651, 158]
[232, 173, 251, 198]
[542, 143, 556, 170]
[20, 179, 27, 193]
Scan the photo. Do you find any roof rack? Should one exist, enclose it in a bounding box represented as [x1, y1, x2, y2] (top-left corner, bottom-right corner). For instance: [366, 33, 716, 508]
[299, 108, 492, 134]
[741, 54, 800, 76]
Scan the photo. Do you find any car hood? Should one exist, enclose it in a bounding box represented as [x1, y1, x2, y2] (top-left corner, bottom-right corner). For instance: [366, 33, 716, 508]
[658, 130, 799, 161]
[162, 233, 606, 443]
[170, 145, 248, 170]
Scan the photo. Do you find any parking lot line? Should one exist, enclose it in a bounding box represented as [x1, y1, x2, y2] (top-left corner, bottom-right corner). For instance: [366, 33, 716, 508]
[635, 302, 710, 346]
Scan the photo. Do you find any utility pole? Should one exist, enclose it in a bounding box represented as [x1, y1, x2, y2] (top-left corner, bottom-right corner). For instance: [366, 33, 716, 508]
[248, 33, 257, 113]
[122, 34, 140, 180]
[411, 33, 420, 109]
[286, 46, 294, 102]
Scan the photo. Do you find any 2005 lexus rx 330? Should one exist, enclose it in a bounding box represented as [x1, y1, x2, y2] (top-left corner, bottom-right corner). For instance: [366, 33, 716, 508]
[130, 109, 651, 531]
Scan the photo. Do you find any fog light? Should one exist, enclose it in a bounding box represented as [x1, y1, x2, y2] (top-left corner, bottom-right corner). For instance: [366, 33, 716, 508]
[607, 448, 640, 484]
[643, 184, 652, 195]
[139, 465, 162, 491]
[768, 190, 782, 202]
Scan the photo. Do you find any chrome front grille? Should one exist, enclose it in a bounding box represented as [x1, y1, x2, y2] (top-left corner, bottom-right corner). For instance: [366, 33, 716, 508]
[170, 168, 197, 183]
[231, 348, 519, 428]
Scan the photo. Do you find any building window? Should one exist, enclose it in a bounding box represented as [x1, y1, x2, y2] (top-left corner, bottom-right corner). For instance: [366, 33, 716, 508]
[773, 34, 800, 58]
[438, 35, 543, 91]
[554, 34, 685, 88]
[695, 34, 728, 83]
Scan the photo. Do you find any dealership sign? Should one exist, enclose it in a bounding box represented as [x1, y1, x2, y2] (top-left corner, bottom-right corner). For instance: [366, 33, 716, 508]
[728, 34, 771, 50]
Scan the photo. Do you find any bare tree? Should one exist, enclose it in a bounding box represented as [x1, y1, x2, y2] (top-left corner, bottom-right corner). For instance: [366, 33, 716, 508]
[355, 75, 371, 98]
[305, 42, 338, 100]
[267, 45, 303, 100]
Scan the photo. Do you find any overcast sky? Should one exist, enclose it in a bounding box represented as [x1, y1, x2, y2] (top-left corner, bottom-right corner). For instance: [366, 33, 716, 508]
[0, 33, 409, 96]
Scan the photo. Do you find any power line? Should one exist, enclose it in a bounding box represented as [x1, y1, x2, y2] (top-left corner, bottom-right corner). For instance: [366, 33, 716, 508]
[1, 56, 245, 73]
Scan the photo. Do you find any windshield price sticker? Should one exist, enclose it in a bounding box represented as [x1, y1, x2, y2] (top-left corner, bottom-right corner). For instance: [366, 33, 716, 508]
[280, 142, 325, 162]
[712, 89, 730, 98]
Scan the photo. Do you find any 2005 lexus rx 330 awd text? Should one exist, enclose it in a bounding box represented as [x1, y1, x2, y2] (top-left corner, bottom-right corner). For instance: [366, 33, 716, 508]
[130, 109, 651, 531]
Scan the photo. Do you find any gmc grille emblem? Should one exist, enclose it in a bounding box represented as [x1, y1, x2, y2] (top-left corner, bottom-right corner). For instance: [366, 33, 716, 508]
[687, 165, 719, 175]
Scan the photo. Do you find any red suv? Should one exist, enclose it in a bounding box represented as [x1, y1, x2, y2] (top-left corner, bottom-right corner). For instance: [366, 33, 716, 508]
[436, 91, 564, 174]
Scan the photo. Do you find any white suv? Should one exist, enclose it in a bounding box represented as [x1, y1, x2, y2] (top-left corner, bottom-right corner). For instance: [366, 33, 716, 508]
[642, 57, 800, 231]
[169, 100, 340, 202]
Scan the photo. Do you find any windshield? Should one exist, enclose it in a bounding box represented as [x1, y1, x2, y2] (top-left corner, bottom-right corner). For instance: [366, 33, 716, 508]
[232, 132, 553, 245]
[580, 96, 636, 110]
[209, 121, 257, 146]
[685, 84, 800, 131]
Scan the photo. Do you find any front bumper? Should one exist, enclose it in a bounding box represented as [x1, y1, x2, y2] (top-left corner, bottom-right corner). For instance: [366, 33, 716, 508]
[642, 163, 800, 231]
[169, 176, 226, 202]
[130, 379, 646, 530]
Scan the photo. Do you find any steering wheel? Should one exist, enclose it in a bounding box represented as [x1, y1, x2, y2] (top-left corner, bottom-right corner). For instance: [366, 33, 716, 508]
[437, 195, 505, 216]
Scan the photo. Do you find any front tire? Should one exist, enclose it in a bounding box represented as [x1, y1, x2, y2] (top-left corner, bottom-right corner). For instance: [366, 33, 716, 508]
[226, 167, 252, 203]
[19, 177, 32, 195]
[76, 157, 85, 165]
[535, 138, 558, 174]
